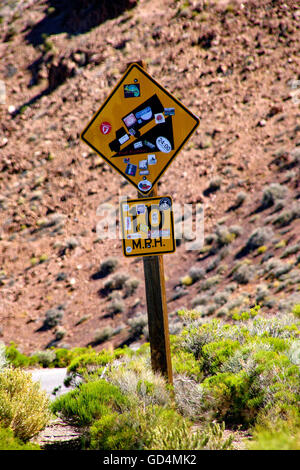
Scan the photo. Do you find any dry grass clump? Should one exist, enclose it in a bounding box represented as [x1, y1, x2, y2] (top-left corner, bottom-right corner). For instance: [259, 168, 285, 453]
[0, 368, 51, 441]
[263, 258, 293, 279]
[180, 266, 205, 286]
[104, 273, 129, 291]
[93, 326, 115, 344]
[235, 191, 247, 207]
[233, 263, 255, 284]
[247, 227, 274, 251]
[173, 375, 206, 419]
[261, 183, 288, 209]
[281, 243, 300, 259]
[107, 298, 125, 316]
[108, 356, 170, 408]
[272, 202, 300, 228]
[42, 306, 64, 329]
[99, 257, 119, 277]
[124, 278, 140, 297]
[128, 313, 148, 339]
[189, 266, 205, 283]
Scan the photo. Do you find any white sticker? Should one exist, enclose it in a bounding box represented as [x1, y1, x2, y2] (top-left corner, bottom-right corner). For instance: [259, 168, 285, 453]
[123, 204, 129, 211]
[126, 246, 132, 253]
[150, 230, 159, 238]
[134, 141, 143, 149]
[127, 233, 141, 239]
[161, 229, 170, 237]
[155, 113, 165, 124]
[125, 217, 131, 230]
[137, 204, 146, 214]
[139, 159, 148, 169]
[148, 154, 157, 165]
[138, 180, 152, 192]
[156, 136, 172, 153]
[119, 134, 130, 145]
[139, 170, 149, 176]
[151, 211, 159, 224]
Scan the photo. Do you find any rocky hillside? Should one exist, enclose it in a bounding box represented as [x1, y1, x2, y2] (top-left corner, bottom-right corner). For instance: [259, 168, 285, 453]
[0, 0, 299, 355]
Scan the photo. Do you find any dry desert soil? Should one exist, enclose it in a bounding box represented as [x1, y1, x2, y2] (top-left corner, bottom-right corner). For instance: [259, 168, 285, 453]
[0, 0, 299, 357]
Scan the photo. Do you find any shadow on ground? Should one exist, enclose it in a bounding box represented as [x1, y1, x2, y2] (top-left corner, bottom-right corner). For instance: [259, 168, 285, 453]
[25, 0, 138, 47]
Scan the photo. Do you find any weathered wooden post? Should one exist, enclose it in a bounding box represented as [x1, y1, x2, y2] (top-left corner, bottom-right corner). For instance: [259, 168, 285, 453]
[138, 185, 173, 383]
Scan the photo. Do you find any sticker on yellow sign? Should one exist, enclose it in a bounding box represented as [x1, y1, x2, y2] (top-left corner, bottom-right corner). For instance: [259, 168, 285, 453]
[120, 196, 175, 257]
[80, 63, 200, 195]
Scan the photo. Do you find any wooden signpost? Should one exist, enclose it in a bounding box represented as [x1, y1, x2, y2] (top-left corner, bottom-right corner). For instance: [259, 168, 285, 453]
[80, 62, 200, 384]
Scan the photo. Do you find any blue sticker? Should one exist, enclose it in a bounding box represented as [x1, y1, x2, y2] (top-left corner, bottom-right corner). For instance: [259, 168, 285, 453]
[124, 84, 140, 98]
[164, 107, 175, 116]
[125, 163, 137, 176]
[135, 106, 152, 121]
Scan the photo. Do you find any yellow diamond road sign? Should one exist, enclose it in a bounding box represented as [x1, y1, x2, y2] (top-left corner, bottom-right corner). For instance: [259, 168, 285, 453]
[80, 63, 200, 195]
[120, 196, 175, 257]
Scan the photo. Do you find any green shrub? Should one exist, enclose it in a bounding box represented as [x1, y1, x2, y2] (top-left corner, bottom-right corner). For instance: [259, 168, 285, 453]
[86, 404, 194, 450]
[292, 304, 300, 318]
[201, 339, 241, 375]
[172, 349, 202, 381]
[5, 342, 38, 368]
[249, 428, 300, 450]
[5, 344, 96, 369]
[67, 349, 121, 377]
[87, 409, 143, 450]
[51, 379, 129, 426]
[200, 344, 299, 426]
[0, 427, 40, 450]
[202, 371, 259, 425]
[32, 350, 56, 368]
[180, 319, 245, 360]
[0, 368, 51, 441]
[52, 347, 95, 368]
[147, 421, 233, 450]
[176, 312, 300, 428]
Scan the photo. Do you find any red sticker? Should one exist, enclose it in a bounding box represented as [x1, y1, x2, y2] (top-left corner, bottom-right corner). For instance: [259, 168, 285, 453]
[100, 122, 112, 135]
